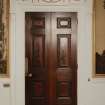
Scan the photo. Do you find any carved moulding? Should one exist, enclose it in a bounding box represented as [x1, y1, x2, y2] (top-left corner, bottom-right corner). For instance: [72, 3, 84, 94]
[57, 17, 71, 28]
[39, 0, 62, 3]
[16, 0, 81, 5]
[35, 0, 81, 4]
[0, 0, 9, 77]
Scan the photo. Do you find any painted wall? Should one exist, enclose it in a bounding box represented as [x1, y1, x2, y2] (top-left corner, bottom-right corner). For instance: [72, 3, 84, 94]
[0, 79, 11, 105]
[0, 0, 105, 105]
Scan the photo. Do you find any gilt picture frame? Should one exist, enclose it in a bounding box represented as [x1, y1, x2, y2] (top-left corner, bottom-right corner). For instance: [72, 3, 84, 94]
[0, 0, 10, 77]
[93, 0, 105, 77]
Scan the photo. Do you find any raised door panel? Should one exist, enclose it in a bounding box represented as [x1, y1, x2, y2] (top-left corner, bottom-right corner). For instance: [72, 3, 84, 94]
[31, 14, 48, 105]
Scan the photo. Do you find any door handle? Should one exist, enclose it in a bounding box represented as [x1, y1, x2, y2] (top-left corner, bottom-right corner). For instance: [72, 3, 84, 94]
[28, 73, 32, 77]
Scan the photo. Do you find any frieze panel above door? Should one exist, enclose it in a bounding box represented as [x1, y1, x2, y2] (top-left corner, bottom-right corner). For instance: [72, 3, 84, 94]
[16, 0, 82, 5]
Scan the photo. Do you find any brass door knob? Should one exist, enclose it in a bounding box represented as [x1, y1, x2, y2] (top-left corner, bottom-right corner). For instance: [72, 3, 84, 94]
[28, 73, 32, 77]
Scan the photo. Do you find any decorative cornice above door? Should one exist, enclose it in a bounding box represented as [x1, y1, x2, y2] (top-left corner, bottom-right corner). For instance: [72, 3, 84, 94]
[16, 0, 82, 5]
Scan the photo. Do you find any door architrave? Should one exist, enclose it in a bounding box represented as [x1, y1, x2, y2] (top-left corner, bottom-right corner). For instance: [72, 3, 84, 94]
[14, 4, 83, 105]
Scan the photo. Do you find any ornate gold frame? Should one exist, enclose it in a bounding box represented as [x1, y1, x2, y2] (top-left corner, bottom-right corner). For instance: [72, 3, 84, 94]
[92, 0, 105, 77]
[0, 0, 10, 77]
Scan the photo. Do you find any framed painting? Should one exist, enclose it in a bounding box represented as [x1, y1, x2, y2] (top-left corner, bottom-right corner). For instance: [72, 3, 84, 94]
[93, 0, 105, 77]
[0, 0, 9, 77]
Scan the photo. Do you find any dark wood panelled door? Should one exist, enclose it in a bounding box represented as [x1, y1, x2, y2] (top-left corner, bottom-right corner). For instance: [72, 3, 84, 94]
[25, 12, 77, 105]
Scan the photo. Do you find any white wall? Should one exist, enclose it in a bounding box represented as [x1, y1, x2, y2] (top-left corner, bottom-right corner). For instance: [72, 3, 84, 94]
[0, 79, 11, 105]
[0, 0, 105, 105]
[78, 1, 105, 105]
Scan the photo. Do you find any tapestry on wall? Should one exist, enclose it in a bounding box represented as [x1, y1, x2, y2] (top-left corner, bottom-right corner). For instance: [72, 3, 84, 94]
[0, 0, 9, 76]
[93, 0, 105, 77]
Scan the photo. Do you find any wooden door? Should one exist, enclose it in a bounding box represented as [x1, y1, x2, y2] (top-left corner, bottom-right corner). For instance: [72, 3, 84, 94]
[25, 12, 77, 105]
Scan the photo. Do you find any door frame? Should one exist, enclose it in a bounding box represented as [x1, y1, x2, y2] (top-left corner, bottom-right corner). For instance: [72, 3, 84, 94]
[14, 4, 86, 105]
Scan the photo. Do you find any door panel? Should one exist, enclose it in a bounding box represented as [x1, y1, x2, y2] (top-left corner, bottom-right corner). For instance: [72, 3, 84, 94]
[25, 13, 49, 105]
[25, 12, 77, 105]
[51, 13, 77, 105]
